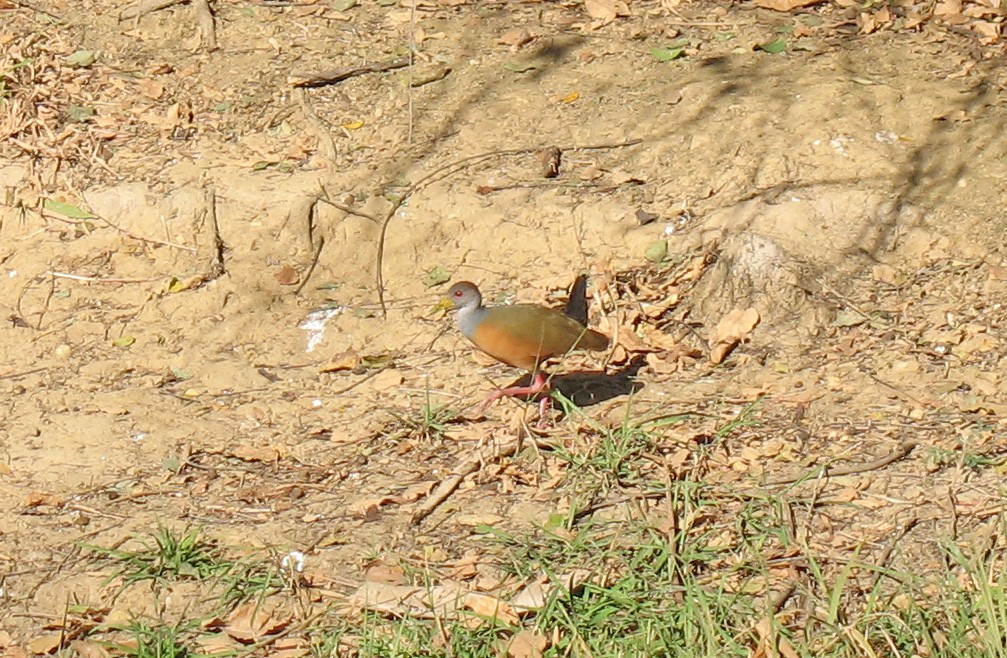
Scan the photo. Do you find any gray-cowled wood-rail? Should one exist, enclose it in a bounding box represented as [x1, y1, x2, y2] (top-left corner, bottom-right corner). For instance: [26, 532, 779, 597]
[442, 280, 609, 416]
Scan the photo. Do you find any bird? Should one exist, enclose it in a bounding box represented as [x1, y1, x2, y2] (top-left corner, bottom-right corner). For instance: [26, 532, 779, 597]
[442, 279, 609, 417]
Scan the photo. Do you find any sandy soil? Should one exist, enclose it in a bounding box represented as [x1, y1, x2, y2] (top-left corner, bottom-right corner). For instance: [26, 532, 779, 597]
[2, 0, 1007, 649]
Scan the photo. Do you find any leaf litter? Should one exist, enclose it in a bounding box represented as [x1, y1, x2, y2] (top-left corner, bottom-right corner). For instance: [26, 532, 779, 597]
[4, 0, 1007, 653]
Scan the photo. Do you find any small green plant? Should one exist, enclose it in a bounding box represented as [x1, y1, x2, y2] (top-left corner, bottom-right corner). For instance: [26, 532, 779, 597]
[218, 555, 289, 607]
[387, 398, 456, 443]
[85, 526, 230, 586]
[112, 621, 191, 658]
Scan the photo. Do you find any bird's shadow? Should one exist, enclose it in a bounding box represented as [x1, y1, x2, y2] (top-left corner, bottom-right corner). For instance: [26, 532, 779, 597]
[502, 355, 647, 409]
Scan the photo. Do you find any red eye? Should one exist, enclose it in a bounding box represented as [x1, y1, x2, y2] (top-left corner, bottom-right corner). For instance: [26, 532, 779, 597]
[454, 290, 462, 297]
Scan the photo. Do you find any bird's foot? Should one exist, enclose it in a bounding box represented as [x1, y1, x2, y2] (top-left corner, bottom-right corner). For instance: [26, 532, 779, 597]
[477, 373, 552, 419]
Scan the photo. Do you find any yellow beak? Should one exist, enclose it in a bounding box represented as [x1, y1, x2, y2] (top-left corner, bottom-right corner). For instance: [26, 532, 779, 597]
[432, 297, 454, 314]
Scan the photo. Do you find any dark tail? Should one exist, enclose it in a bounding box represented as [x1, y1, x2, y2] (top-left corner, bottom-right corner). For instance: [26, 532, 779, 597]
[564, 274, 589, 326]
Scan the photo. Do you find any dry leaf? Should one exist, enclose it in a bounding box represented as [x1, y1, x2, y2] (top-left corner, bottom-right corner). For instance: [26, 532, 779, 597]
[645, 352, 680, 374]
[933, 0, 962, 15]
[320, 348, 360, 373]
[506, 630, 550, 658]
[274, 265, 300, 286]
[511, 570, 592, 611]
[455, 513, 504, 526]
[395, 480, 435, 503]
[584, 0, 630, 23]
[24, 492, 64, 508]
[225, 602, 291, 643]
[195, 634, 237, 656]
[26, 635, 62, 655]
[755, 0, 822, 10]
[709, 307, 760, 364]
[368, 368, 404, 391]
[136, 78, 164, 100]
[70, 640, 110, 658]
[464, 592, 520, 625]
[349, 495, 395, 519]
[364, 561, 406, 584]
[229, 444, 287, 462]
[269, 637, 311, 658]
[498, 28, 533, 47]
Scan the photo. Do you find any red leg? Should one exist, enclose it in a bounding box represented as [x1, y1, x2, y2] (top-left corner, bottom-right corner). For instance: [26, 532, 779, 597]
[478, 372, 550, 413]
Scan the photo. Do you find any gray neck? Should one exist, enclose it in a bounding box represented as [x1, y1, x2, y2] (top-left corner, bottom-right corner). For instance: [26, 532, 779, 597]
[456, 304, 487, 340]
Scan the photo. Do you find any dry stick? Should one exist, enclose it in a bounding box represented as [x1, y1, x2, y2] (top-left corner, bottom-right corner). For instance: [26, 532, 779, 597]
[294, 236, 325, 296]
[38, 203, 195, 253]
[97, 213, 195, 253]
[477, 180, 641, 194]
[119, 0, 184, 21]
[202, 186, 225, 279]
[34, 274, 55, 331]
[374, 138, 643, 316]
[763, 441, 917, 487]
[288, 57, 411, 88]
[0, 366, 46, 382]
[316, 196, 381, 224]
[296, 90, 337, 164]
[865, 516, 919, 592]
[12, 0, 62, 20]
[47, 271, 162, 284]
[192, 0, 216, 50]
[411, 437, 523, 525]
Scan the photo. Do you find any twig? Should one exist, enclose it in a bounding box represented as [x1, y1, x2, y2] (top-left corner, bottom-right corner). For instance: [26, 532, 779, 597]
[294, 236, 325, 296]
[47, 271, 162, 284]
[375, 138, 643, 315]
[316, 196, 381, 224]
[101, 218, 194, 253]
[288, 57, 411, 88]
[202, 186, 226, 279]
[192, 0, 216, 50]
[11, 0, 62, 20]
[411, 437, 523, 524]
[295, 89, 337, 164]
[119, 0, 184, 21]
[763, 441, 917, 487]
[36, 273, 54, 330]
[865, 516, 919, 591]
[476, 180, 642, 195]
[0, 367, 47, 381]
[864, 371, 929, 409]
[408, 1, 415, 144]
[327, 369, 384, 396]
[411, 65, 451, 88]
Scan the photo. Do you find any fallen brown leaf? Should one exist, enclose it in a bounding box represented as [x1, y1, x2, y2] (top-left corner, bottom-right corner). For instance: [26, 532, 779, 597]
[24, 492, 64, 508]
[25, 635, 62, 656]
[229, 444, 288, 462]
[709, 307, 760, 365]
[364, 561, 406, 584]
[510, 570, 592, 611]
[225, 601, 291, 643]
[498, 28, 533, 47]
[70, 640, 110, 658]
[367, 368, 404, 391]
[320, 347, 361, 373]
[755, 0, 823, 11]
[584, 0, 630, 23]
[274, 265, 300, 286]
[506, 629, 550, 658]
[195, 634, 237, 656]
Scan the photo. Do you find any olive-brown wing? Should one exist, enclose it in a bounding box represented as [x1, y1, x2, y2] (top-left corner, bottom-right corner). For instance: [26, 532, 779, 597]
[470, 305, 607, 371]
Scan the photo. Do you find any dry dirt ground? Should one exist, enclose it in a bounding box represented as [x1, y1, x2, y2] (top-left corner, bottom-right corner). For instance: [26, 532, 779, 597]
[3, 0, 1007, 653]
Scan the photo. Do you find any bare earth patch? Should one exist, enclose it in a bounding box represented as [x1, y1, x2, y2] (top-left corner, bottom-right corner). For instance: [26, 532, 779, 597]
[2, 0, 1007, 655]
